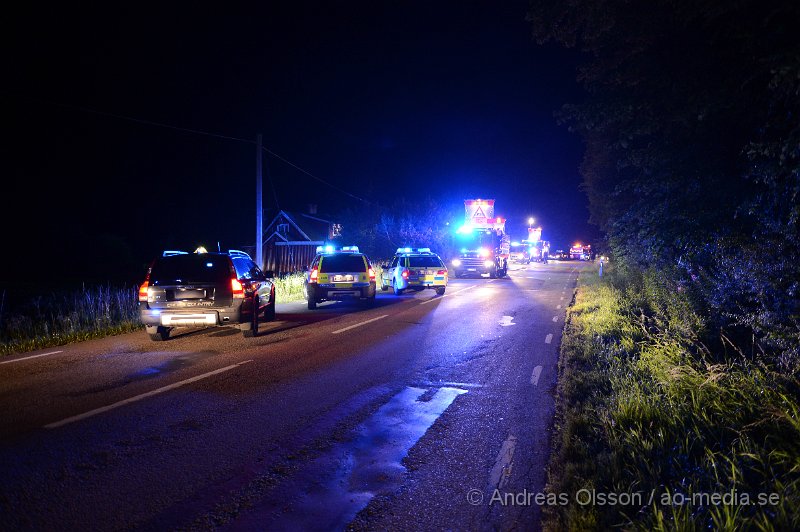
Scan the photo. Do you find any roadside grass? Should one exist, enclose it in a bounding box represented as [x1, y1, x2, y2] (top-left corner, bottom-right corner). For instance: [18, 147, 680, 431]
[273, 272, 306, 302]
[546, 264, 800, 530]
[0, 285, 142, 357]
[0, 272, 339, 356]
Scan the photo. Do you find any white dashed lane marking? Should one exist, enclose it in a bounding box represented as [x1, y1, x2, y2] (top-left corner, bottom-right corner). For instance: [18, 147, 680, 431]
[545, 333, 553, 344]
[332, 315, 389, 334]
[530, 365, 543, 386]
[1, 350, 64, 365]
[45, 360, 254, 429]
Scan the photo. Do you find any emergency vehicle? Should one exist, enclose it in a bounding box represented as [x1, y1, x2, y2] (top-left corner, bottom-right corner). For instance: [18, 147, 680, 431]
[451, 199, 510, 278]
[381, 248, 448, 295]
[569, 243, 591, 260]
[304, 245, 377, 309]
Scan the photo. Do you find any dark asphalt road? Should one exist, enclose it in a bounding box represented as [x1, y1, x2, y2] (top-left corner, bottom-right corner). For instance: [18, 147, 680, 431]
[0, 260, 588, 531]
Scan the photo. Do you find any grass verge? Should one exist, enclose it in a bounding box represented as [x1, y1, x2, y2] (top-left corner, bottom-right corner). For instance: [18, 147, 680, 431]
[0, 285, 142, 357]
[545, 264, 800, 530]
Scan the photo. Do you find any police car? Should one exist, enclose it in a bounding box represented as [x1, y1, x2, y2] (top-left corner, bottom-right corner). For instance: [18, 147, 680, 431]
[381, 248, 448, 296]
[304, 245, 377, 310]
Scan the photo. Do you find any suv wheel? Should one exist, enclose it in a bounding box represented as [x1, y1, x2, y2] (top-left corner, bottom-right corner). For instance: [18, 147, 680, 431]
[243, 296, 259, 337]
[307, 297, 317, 310]
[435, 286, 446, 296]
[393, 281, 404, 296]
[148, 326, 171, 342]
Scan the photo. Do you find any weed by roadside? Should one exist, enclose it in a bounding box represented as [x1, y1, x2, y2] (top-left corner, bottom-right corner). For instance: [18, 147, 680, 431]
[0, 285, 141, 356]
[546, 264, 800, 530]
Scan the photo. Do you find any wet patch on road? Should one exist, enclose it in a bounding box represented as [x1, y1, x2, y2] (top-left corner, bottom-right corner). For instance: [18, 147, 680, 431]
[238, 386, 467, 530]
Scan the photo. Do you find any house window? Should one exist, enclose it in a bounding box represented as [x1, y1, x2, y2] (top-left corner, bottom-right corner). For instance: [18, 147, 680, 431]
[331, 223, 342, 237]
[277, 223, 289, 234]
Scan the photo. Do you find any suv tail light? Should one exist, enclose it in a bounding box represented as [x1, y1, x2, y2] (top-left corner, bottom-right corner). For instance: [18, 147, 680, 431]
[138, 270, 151, 302]
[401, 269, 409, 279]
[368, 268, 375, 281]
[310, 268, 319, 283]
[437, 270, 447, 275]
[138, 281, 149, 302]
[231, 278, 244, 298]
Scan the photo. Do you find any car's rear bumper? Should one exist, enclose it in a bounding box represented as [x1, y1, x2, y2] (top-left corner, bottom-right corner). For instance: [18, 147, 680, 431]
[308, 282, 376, 301]
[139, 303, 243, 327]
[402, 277, 447, 289]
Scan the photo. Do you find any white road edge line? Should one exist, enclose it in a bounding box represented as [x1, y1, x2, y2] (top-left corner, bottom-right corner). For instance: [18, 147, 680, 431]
[545, 333, 553, 344]
[419, 284, 476, 305]
[530, 365, 543, 386]
[1, 350, 64, 365]
[45, 360, 254, 429]
[488, 434, 518, 490]
[332, 314, 389, 334]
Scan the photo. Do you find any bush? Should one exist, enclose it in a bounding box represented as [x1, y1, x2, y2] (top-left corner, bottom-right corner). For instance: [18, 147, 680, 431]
[546, 264, 800, 530]
[0, 285, 141, 356]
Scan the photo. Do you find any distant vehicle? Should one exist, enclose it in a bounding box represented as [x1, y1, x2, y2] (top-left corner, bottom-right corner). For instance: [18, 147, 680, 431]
[304, 246, 377, 310]
[528, 240, 551, 263]
[509, 241, 529, 263]
[551, 249, 568, 260]
[570, 243, 592, 260]
[138, 249, 275, 341]
[452, 199, 510, 278]
[381, 247, 448, 295]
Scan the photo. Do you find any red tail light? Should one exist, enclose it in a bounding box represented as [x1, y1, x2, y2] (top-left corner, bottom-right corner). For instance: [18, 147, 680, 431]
[138, 281, 149, 302]
[368, 268, 375, 281]
[310, 268, 319, 283]
[437, 270, 447, 275]
[402, 270, 409, 279]
[231, 278, 244, 298]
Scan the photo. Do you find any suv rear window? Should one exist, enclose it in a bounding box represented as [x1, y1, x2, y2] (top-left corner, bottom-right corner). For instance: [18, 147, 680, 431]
[319, 254, 367, 273]
[150, 255, 233, 284]
[409, 256, 444, 268]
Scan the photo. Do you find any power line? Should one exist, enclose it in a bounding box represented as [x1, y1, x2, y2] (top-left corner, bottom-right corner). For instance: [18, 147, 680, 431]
[261, 146, 371, 204]
[16, 95, 372, 204]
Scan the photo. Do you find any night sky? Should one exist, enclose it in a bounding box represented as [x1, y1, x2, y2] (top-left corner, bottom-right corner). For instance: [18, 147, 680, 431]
[5, 2, 595, 296]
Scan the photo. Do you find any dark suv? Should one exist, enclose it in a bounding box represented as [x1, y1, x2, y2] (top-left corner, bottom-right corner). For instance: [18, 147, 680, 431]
[138, 250, 275, 340]
[303, 247, 376, 309]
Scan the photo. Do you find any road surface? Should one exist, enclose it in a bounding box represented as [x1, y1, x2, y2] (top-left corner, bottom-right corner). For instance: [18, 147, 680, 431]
[0, 261, 587, 531]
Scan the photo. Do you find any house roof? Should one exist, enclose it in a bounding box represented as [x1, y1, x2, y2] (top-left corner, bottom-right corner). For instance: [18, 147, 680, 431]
[263, 210, 337, 244]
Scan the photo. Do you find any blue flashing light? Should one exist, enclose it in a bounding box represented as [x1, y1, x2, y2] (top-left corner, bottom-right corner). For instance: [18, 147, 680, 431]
[511, 241, 521, 247]
[162, 250, 188, 257]
[456, 224, 474, 235]
[341, 246, 360, 252]
[460, 247, 468, 253]
[206, 262, 213, 267]
[227, 249, 252, 259]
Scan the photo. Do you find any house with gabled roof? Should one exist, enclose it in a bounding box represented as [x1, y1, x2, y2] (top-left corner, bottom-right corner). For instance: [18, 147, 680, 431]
[262, 207, 342, 274]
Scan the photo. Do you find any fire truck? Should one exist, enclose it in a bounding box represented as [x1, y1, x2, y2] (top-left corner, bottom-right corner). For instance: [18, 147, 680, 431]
[450, 199, 510, 278]
[569, 243, 591, 260]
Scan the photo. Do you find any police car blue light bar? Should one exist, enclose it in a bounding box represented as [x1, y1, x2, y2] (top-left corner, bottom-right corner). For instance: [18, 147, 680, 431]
[396, 247, 432, 254]
[227, 249, 252, 259]
[162, 250, 188, 257]
[341, 246, 360, 252]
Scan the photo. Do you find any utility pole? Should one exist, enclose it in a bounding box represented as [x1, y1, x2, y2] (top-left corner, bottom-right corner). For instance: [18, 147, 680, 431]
[256, 134, 263, 269]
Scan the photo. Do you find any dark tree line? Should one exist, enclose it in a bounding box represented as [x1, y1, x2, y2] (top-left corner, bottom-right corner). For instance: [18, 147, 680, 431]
[528, 1, 800, 365]
[336, 198, 465, 261]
